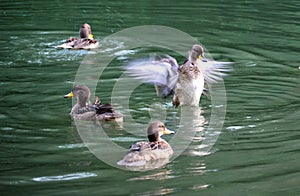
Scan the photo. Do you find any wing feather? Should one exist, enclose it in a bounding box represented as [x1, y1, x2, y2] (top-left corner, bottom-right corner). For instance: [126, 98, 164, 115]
[199, 60, 233, 83]
[125, 55, 180, 98]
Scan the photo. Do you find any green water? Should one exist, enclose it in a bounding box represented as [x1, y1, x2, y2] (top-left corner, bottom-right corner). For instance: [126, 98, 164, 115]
[1, 0, 300, 195]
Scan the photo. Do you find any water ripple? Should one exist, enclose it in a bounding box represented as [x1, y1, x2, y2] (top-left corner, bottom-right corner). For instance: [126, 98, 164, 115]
[32, 172, 97, 182]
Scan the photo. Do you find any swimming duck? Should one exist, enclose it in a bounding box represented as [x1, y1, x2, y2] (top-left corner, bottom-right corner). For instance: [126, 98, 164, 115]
[64, 85, 123, 121]
[125, 44, 231, 107]
[117, 121, 174, 167]
[57, 23, 99, 49]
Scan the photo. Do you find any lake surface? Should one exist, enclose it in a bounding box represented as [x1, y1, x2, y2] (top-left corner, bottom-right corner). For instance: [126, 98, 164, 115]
[1, 0, 300, 195]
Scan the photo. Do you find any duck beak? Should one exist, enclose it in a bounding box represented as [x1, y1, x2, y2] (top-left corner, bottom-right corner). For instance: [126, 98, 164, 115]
[198, 53, 207, 62]
[163, 128, 175, 135]
[88, 34, 94, 40]
[64, 92, 74, 98]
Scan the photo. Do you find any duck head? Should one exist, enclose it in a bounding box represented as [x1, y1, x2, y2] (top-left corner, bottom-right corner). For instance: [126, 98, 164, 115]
[79, 23, 93, 39]
[189, 44, 207, 63]
[147, 121, 175, 142]
[64, 85, 91, 107]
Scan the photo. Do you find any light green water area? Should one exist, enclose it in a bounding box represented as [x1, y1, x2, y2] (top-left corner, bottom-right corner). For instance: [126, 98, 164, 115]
[1, 1, 299, 195]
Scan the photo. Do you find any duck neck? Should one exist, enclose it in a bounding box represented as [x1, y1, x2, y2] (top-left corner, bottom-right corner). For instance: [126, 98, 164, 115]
[78, 95, 89, 108]
[148, 132, 160, 143]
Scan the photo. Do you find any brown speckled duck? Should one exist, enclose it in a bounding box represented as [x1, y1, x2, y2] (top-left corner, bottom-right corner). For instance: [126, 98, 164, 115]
[117, 121, 174, 167]
[64, 85, 123, 122]
[125, 44, 231, 107]
[57, 23, 99, 49]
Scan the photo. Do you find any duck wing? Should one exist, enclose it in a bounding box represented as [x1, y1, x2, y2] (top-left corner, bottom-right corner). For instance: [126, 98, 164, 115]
[199, 60, 233, 83]
[56, 37, 78, 49]
[93, 103, 114, 115]
[128, 141, 151, 152]
[125, 55, 179, 98]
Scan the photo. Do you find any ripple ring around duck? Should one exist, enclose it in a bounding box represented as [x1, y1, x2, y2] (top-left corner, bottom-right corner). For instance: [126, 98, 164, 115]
[73, 25, 227, 171]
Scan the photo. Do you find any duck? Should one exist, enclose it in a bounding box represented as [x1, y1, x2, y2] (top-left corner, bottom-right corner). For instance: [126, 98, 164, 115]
[64, 85, 123, 122]
[117, 121, 174, 167]
[57, 23, 99, 49]
[125, 44, 231, 107]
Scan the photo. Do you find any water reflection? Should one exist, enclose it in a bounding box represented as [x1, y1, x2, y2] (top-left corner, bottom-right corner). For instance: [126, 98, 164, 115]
[32, 172, 97, 182]
[132, 187, 175, 196]
[169, 106, 206, 159]
[128, 170, 174, 181]
[190, 184, 210, 190]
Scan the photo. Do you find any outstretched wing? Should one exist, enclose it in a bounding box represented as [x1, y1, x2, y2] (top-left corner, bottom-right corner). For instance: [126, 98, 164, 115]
[125, 55, 180, 98]
[199, 60, 233, 83]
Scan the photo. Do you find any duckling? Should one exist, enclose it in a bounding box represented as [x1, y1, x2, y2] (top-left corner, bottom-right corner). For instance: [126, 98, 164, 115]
[64, 85, 123, 121]
[57, 23, 99, 49]
[125, 44, 231, 107]
[117, 121, 174, 167]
